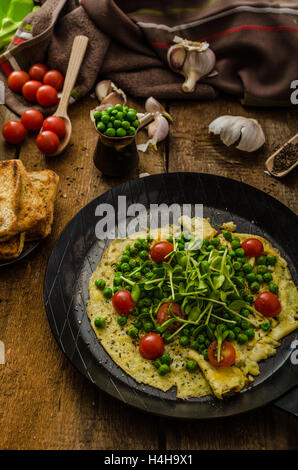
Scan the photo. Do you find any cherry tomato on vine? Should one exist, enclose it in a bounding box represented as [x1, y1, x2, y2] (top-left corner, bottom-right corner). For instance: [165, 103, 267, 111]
[208, 340, 236, 367]
[29, 64, 48, 82]
[241, 238, 264, 258]
[36, 130, 60, 154]
[36, 85, 58, 107]
[42, 116, 66, 138]
[43, 70, 64, 90]
[22, 80, 42, 102]
[157, 302, 184, 331]
[139, 333, 165, 360]
[21, 109, 44, 131]
[2, 120, 26, 144]
[254, 292, 281, 317]
[150, 241, 174, 264]
[8, 70, 29, 93]
[112, 289, 136, 315]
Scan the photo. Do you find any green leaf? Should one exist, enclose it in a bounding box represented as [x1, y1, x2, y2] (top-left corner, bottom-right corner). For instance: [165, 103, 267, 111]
[188, 306, 200, 321]
[228, 300, 247, 312]
[213, 274, 225, 290]
[131, 284, 140, 302]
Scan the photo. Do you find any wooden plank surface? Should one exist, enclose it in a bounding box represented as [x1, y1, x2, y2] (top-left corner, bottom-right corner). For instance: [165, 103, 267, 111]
[0, 94, 297, 450]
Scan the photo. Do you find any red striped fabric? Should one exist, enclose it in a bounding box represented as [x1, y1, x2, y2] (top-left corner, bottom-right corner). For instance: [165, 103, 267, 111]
[0, 57, 12, 76]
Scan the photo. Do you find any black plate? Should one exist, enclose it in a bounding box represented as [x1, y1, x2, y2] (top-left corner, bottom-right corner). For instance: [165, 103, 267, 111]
[0, 241, 39, 268]
[44, 173, 298, 419]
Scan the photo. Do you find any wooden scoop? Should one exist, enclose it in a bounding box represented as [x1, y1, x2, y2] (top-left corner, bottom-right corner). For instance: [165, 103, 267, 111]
[48, 35, 89, 156]
[265, 132, 298, 177]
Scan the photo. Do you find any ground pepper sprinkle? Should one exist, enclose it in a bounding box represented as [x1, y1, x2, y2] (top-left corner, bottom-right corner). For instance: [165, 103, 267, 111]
[273, 142, 298, 173]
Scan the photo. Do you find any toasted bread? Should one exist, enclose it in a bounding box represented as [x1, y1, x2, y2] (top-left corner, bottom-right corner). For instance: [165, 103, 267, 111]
[0, 160, 22, 239]
[0, 233, 25, 260]
[26, 170, 59, 241]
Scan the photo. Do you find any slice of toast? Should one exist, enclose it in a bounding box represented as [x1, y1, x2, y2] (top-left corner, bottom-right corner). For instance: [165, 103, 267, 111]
[0, 233, 25, 260]
[26, 170, 59, 241]
[0, 160, 22, 239]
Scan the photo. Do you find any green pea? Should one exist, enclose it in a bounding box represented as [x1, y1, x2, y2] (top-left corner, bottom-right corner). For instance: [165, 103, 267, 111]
[121, 263, 130, 272]
[103, 288, 113, 299]
[116, 127, 127, 137]
[113, 119, 122, 129]
[229, 250, 236, 258]
[130, 247, 138, 257]
[105, 127, 116, 137]
[256, 274, 263, 284]
[139, 250, 148, 260]
[134, 240, 142, 250]
[128, 126, 135, 136]
[269, 283, 279, 295]
[186, 360, 198, 372]
[97, 122, 106, 133]
[235, 247, 245, 257]
[267, 255, 277, 266]
[256, 255, 267, 265]
[197, 334, 205, 344]
[113, 277, 122, 286]
[240, 308, 250, 317]
[127, 110, 137, 122]
[243, 263, 253, 274]
[115, 262, 122, 271]
[111, 109, 118, 115]
[115, 104, 123, 111]
[247, 294, 254, 304]
[95, 279, 106, 290]
[116, 111, 124, 120]
[153, 359, 161, 369]
[207, 245, 214, 251]
[129, 259, 137, 268]
[190, 341, 200, 351]
[241, 319, 250, 330]
[250, 281, 260, 293]
[263, 272, 273, 283]
[234, 326, 241, 335]
[143, 322, 154, 332]
[209, 322, 216, 330]
[117, 315, 127, 327]
[132, 119, 139, 129]
[161, 353, 172, 365]
[101, 114, 110, 124]
[211, 237, 220, 246]
[145, 271, 153, 280]
[257, 265, 268, 274]
[246, 329, 255, 340]
[223, 230, 232, 241]
[128, 327, 138, 339]
[226, 330, 236, 341]
[94, 317, 106, 328]
[93, 110, 101, 120]
[202, 238, 209, 246]
[132, 272, 142, 281]
[233, 261, 242, 271]
[247, 273, 256, 283]
[261, 321, 271, 331]
[237, 333, 248, 344]
[158, 364, 170, 376]
[231, 239, 241, 250]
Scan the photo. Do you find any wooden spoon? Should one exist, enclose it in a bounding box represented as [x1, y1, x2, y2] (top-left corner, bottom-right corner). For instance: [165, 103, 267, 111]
[265, 132, 298, 177]
[47, 35, 89, 156]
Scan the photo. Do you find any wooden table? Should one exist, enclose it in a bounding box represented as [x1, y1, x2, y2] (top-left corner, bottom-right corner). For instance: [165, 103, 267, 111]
[0, 95, 297, 450]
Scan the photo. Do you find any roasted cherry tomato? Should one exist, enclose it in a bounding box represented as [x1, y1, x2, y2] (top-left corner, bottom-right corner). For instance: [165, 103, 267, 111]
[8, 70, 29, 93]
[42, 116, 66, 138]
[36, 85, 58, 107]
[36, 130, 60, 155]
[254, 291, 281, 317]
[29, 64, 48, 82]
[157, 302, 184, 332]
[139, 333, 165, 360]
[22, 80, 42, 102]
[21, 109, 44, 131]
[112, 289, 136, 315]
[208, 340, 236, 367]
[150, 241, 174, 264]
[43, 70, 64, 90]
[2, 120, 26, 144]
[241, 238, 264, 258]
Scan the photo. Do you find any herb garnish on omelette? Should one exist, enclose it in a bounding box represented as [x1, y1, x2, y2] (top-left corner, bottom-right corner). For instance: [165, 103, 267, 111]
[88, 218, 298, 400]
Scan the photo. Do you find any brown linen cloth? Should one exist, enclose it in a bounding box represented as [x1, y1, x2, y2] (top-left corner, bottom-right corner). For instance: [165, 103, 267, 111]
[1, 0, 297, 116]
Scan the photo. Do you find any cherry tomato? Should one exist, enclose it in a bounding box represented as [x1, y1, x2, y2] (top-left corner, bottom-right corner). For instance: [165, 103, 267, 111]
[36, 85, 58, 107]
[42, 116, 66, 138]
[254, 292, 281, 317]
[139, 333, 165, 360]
[21, 109, 44, 131]
[112, 289, 136, 315]
[22, 80, 42, 102]
[36, 130, 60, 155]
[29, 64, 48, 81]
[2, 120, 26, 144]
[208, 340, 236, 367]
[43, 70, 64, 90]
[157, 302, 184, 332]
[150, 241, 174, 264]
[8, 70, 29, 93]
[241, 238, 264, 258]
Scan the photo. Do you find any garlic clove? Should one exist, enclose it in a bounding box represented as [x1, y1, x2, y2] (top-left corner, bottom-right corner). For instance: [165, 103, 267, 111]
[167, 36, 216, 93]
[138, 114, 169, 152]
[145, 97, 173, 122]
[95, 80, 127, 105]
[209, 115, 265, 152]
[101, 91, 126, 108]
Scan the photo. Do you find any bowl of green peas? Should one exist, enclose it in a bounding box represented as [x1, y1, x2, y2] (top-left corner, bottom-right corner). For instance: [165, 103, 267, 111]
[93, 104, 141, 148]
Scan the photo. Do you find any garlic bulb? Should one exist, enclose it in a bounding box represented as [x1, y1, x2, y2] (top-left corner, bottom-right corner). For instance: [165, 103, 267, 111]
[145, 96, 173, 121]
[137, 114, 169, 152]
[209, 116, 265, 152]
[167, 35, 216, 93]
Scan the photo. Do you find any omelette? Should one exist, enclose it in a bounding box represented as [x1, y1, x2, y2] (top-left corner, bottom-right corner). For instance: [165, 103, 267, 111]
[87, 217, 298, 400]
